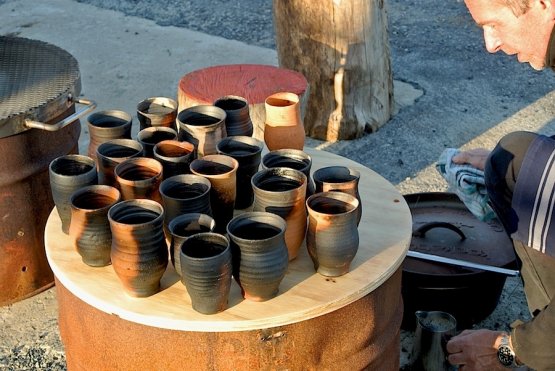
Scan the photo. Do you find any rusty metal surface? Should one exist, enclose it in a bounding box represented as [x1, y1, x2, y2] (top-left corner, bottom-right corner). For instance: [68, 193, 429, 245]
[0, 36, 81, 138]
[57, 269, 402, 370]
[0, 108, 80, 306]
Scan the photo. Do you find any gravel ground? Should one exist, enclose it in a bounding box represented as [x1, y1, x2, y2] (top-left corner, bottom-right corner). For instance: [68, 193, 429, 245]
[2, 0, 553, 369]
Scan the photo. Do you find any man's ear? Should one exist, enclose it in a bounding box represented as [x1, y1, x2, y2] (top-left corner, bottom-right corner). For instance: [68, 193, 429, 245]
[539, 0, 555, 13]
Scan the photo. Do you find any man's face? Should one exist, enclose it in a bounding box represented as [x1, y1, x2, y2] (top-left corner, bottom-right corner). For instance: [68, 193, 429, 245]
[464, 0, 554, 70]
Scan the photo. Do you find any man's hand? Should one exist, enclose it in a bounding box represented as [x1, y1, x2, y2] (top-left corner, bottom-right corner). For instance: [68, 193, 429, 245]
[452, 148, 491, 171]
[446, 329, 506, 370]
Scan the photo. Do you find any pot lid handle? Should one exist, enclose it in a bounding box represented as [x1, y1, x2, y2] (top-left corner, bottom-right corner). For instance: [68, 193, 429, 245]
[412, 222, 466, 241]
[23, 97, 96, 132]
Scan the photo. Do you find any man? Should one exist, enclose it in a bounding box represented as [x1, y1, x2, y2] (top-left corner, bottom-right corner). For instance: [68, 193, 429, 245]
[445, 0, 555, 370]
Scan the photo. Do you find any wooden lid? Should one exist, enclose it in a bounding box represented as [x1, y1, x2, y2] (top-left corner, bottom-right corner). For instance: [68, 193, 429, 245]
[45, 148, 411, 332]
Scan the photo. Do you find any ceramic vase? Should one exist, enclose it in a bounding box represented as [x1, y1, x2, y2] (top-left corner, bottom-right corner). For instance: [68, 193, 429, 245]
[180, 232, 232, 314]
[226, 211, 288, 302]
[214, 95, 253, 137]
[177, 105, 227, 157]
[262, 148, 315, 197]
[251, 167, 307, 260]
[263, 92, 305, 151]
[190, 154, 238, 234]
[169, 213, 216, 278]
[312, 165, 362, 225]
[159, 174, 213, 234]
[87, 110, 132, 161]
[69, 185, 121, 267]
[49, 154, 98, 234]
[108, 199, 168, 297]
[137, 126, 178, 158]
[153, 140, 195, 179]
[114, 157, 163, 204]
[137, 96, 178, 131]
[96, 139, 143, 187]
[216, 136, 263, 209]
[306, 191, 360, 277]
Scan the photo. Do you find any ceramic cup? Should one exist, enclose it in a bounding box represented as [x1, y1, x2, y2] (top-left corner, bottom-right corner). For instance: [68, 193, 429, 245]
[180, 232, 232, 314]
[49, 154, 98, 234]
[137, 96, 178, 131]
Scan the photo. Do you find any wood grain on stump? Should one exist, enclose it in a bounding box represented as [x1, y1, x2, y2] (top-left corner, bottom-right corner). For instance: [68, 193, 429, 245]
[273, 0, 394, 141]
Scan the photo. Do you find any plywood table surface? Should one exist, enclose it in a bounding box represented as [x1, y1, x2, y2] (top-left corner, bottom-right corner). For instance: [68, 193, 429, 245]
[45, 147, 412, 332]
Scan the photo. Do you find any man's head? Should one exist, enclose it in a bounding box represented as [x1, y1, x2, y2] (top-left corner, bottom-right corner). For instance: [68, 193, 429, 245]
[464, 0, 555, 70]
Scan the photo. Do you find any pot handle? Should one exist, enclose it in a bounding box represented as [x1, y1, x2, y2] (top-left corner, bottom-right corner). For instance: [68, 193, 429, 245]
[412, 222, 466, 241]
[24, 97, 97, 132]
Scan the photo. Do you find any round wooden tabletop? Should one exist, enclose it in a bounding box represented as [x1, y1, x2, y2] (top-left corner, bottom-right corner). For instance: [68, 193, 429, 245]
[45, 147, 412, 332]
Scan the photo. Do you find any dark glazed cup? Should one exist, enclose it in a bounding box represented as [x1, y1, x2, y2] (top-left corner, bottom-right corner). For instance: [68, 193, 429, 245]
[177, 105, 227, 157]
[214, 95, 253, 137]
[159, 174, 213, 232]
[87, 110, 132, 161]
[137, 96, 178, 131]
[180, 232, 232, 314]
[190, 154, 238, 234]
[169, 213, 216, 278]
[49, 154, 98, 234]
[306, 191, 359, 277]
[69, 185, 121, 267]
[96, 139, 143, 187]
[153, 140, 195, 179]
[137, 126, 178, 158]
[216, 136, 263, 209]
[114, 157, 163, 203]
[109, 199, 168, 297]
[227, 211, 288, 302]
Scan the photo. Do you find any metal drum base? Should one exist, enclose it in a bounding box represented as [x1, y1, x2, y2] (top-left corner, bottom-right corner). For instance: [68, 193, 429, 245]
[0, 112, 80, 306]
[57, 269, 402, 370]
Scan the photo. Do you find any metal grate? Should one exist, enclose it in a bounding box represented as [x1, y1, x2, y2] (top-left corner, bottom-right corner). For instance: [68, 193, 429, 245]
[0, 36, 81, 135]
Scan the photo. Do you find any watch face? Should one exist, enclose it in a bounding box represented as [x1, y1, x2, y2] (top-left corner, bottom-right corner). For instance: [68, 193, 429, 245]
[498, 345, 515, 366]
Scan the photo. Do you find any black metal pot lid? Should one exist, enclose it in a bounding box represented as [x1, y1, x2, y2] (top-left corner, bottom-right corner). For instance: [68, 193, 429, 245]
[403, 192, 516, 276]
[0, 36, 81, 138]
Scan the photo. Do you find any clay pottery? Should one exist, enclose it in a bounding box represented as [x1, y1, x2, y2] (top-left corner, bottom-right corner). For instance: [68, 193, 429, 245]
[159, 174, 213, 233]
[216, 136, 264, 210]
[177, 105, 227, 157]
[137, 126, 178, 158]
[87, 110, 132, 161]
[180, 232, 232, 314]
[306, 191, 359, 277]
[96, 139, 143, 187]
[69, 185, 121, 267]
[262, 148, 315, 197]
[114, 157, 163, 204]
[312, 165, 362, 225]
[263, 92, 305, 151]
[49, 154, 98, 234]
[137, 96, 178, 131]
[190, 154, 238, 234]
[226, 211, 288, 302]
[251, 167, 307, 260]
[168, 213, 216, 278]
[153, 140, 195, 179]
[108, 199, 168, 297]
[214, 95, 253, 137]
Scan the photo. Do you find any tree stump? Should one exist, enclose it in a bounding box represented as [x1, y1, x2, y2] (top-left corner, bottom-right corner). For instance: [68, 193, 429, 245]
[273, 0, 394, 141]
[177, 64, 309, 142]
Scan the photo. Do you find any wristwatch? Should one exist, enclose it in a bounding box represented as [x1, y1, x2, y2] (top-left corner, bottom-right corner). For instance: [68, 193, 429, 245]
[497, 333, 519, 368]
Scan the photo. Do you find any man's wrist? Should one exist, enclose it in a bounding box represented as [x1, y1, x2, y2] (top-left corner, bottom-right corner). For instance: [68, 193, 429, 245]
[497, 332, 522, 368]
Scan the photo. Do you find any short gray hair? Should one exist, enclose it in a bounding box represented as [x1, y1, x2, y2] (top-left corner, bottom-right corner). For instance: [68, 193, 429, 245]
[503, 0, 530, 15]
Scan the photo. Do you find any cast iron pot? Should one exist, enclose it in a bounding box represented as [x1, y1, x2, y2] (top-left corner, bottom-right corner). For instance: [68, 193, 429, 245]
[401, 192, 518, 330]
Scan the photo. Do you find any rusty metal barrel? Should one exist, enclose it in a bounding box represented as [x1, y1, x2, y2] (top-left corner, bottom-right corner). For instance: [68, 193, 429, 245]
[0, 36, 96, 305]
